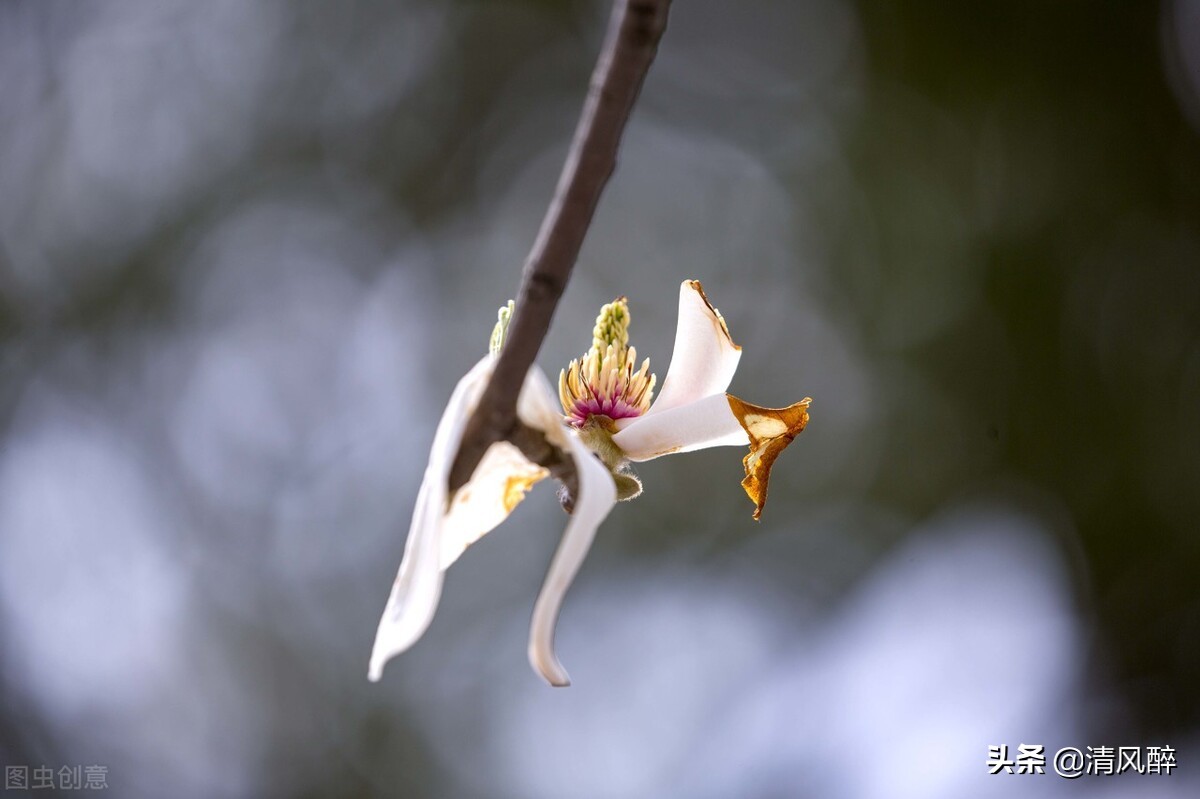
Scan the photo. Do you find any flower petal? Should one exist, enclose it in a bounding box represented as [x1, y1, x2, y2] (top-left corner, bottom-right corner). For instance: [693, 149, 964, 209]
[727, 394, 811, 520]
[643, 280, 742, 415]
[610, 393, 749, 461]
[439, 443, 547, 569]
[440, 363, 573, 569]
[516, 365, 573, 450]
[369, 356, 495, 682]
[528, 427, 617, 686]
[371, 358, 610, 685]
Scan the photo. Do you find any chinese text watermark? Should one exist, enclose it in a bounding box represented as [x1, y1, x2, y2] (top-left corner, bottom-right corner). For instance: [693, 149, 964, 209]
[987, 745, 1176, 778]
[4, 764, 108, 791]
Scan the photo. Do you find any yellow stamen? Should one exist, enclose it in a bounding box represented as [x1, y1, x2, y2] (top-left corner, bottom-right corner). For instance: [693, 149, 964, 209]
[559, 297, 656, 425]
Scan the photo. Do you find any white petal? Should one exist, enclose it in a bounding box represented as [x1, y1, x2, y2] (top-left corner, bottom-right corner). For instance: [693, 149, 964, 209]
[644, 280, 742, 415]
[610, 392, 749, 462]
[371, 359, 590, 684]
[439, 364, 569, 570]
[439, 442, 547, 569]
[369, 356, 495, 682]
[518, 365, 620, 686]
[516, 366, 572, 450]
[528, 429, 617, 686]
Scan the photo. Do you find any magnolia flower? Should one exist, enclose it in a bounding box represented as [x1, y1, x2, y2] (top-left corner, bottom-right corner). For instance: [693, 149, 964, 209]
[369, 280, 810, 686]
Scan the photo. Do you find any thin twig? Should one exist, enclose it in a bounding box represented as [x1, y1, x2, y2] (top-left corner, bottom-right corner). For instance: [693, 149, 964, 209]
[448, 0, 672, 494]
[509, 420, 580, 513]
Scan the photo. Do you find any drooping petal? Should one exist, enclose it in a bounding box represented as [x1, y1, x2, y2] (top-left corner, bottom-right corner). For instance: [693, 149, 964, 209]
[511, 366, 620, 685]
[727, 394, 811, 520]
[527, 426, 617, 686]
[371, 353, 619, 685]
[610, 393, 749, 461]
[439, 443, 547, 569]
[440, 363, 574, 569]
[369, 356, 495, 682]
[643, 280, 742, 415]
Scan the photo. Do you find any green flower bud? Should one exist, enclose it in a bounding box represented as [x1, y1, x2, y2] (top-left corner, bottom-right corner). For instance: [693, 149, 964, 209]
[489, 300, 515, 355]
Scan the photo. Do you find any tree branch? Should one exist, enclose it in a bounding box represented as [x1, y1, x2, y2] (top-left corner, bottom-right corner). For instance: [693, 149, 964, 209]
[448, 0, 672, 494]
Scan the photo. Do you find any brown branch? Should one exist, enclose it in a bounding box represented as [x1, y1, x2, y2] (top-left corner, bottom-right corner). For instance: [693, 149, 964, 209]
[448, 0, 672, 494]
[509, 420, 580, 514]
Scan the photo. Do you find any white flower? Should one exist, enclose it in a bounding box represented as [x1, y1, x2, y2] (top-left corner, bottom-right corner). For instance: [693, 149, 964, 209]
[369, 280, 810, 686]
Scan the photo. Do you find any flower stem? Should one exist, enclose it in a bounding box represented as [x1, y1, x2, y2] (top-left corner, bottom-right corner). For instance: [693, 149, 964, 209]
[448, 0, 672, 495]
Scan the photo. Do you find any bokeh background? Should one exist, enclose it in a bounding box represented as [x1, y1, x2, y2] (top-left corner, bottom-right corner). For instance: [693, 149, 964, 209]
[2, 0, 1199, 796]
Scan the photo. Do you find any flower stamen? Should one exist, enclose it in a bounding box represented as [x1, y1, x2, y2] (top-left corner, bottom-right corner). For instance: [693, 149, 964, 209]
[559, 298, 656, 426]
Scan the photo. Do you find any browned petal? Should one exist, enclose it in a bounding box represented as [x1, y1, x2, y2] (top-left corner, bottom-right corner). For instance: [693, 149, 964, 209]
[686, 280, 742, 351]
[726, 394, 812, 520]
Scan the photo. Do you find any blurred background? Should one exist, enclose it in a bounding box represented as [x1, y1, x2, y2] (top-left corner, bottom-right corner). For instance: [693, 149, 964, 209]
[1, 0, 1199, 796]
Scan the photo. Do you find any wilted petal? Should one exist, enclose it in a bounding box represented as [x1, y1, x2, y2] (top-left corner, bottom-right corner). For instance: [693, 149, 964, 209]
[369, 356, 494, 682]
[727, 394, 811, 520]
[371, 356, 590, 682]
[612, 391, 811, 520]
[441, 363, 572, 569]
[643, 280, 742, 415]
[528, 427, 617, 686]
[439, 443, 547, 569]
[611, 393, 749, 461]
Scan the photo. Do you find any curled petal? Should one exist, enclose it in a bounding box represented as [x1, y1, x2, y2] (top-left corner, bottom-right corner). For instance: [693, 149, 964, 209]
[436, 354, 586, 569]
[528, 428, 617, 686]
[439, 443, 547, 569]
[644, 280, 742, 415]
[371, 359, 582, 681]
[517, 365, 573, 450]
[369, 356, 495, 682]
[611, 393, 749, 461]
[437, 360, 570, 568]
[371, 357, 619, 686]
[727, 394, 811, 520]
[518, 365, 621, 686]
